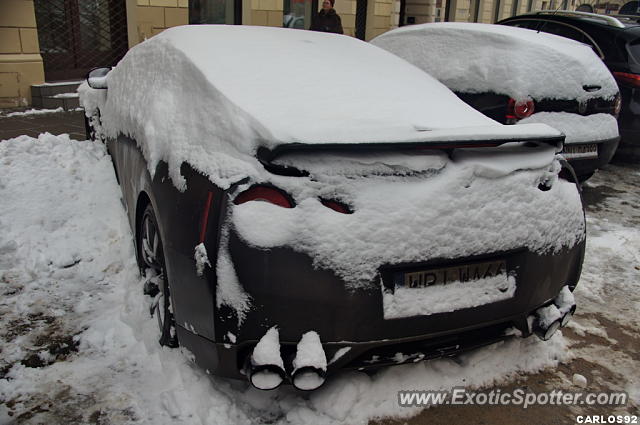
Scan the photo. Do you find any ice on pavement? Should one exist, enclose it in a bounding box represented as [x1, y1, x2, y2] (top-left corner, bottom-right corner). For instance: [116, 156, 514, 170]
[573, 373, 588, 388]
[0, 134, 577, 424]
[371, 22, 618, 103]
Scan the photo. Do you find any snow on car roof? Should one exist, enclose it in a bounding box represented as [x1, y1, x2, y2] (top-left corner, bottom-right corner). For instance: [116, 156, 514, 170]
[79, 25, 562, 189]
[156, 25, 563, 146]
[371, 22, 619, 102]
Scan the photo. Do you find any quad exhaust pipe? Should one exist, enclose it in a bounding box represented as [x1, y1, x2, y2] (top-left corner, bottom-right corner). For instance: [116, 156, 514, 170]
[246, 328, 328, 391]
[531, 285, 577, 341]
[291, 331, 327, 391]
[249, 364, 286, 391]
[247, 327, 286, 390]
[554, 286, 576, 327]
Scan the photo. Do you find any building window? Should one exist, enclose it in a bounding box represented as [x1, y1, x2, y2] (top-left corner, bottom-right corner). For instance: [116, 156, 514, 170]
[493, 0, 502, 22]
[511, 0, 519, 16]
[189, 0, 241, 24]
[284, 0, 316, 29]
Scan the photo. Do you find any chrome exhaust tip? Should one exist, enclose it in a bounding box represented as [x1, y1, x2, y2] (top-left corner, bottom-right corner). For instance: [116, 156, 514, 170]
[292, 331, 327, 391]
[534, 318, 562, 341]
[560, 304, 577, 327]
[291, 366, 326, 391]
[533, 304, 563, 341]
[247, 326, 285, 390]
[554, 286, 577, 328]
[249, 364, 286, 391]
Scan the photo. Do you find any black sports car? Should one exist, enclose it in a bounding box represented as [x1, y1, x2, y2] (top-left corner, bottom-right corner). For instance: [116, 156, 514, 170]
[81, 25, 585, 391]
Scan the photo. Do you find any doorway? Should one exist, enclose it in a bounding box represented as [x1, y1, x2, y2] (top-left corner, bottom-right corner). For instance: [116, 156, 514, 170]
[34, 0, 129, 81]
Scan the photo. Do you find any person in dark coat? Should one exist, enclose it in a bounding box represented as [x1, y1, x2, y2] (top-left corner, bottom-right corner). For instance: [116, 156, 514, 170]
[310, 0, 344, 34]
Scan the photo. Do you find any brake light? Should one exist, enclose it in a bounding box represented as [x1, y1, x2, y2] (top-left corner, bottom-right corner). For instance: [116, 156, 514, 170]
[320, 199, 352, 214]
[506, 98, 535, 122]
[612, 71, 640, 88]
[234, 185, 294, 208]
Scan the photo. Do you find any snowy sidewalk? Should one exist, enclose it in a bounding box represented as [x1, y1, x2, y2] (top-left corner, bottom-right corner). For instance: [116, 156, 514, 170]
[0, 109, 86, 141]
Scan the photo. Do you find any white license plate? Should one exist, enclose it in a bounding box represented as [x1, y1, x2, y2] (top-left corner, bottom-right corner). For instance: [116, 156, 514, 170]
[399, 259, 507, 289]
[562, 144, 598, 160]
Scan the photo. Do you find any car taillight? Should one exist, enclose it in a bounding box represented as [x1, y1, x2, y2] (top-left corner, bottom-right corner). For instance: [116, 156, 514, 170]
[234, 185, 294, 208]
[506, 98, 535, 122]
[320, 199, 352, 214]
[612, 71, 640, 88]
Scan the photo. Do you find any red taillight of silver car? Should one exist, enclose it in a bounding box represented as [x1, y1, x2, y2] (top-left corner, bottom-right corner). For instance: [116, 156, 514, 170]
[612, 71, 640, 88]
[506, 98, 535, 124]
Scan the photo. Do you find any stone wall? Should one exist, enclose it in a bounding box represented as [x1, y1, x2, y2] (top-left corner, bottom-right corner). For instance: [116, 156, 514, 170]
[0, 0, 44, 107]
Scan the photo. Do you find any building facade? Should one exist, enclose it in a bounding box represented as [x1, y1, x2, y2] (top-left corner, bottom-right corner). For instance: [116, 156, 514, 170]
[0, 0, 633, 107]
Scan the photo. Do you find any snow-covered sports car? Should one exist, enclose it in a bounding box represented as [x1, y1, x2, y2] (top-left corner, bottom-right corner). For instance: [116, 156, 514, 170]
[371, 23, 621, 182]
[80, 25, 584, 391]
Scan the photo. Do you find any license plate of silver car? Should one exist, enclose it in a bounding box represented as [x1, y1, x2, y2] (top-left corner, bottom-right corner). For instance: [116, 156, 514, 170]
[562, 144, 598, 160]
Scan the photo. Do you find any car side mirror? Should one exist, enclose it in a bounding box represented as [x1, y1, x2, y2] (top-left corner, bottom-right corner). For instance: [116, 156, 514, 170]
[86, 67, 111, 89]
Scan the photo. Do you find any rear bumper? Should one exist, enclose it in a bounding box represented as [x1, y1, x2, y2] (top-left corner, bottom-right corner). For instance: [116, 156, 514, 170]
[181, 230, 585, 381]
[564, 136, 620, 178]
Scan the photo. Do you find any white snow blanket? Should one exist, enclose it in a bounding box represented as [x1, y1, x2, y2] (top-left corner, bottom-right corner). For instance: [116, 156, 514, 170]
[519, 112, 619, 145]
[0, 133, 575, 424]
[232, 143, 585, 290]
[383, 275, 517, 319]
[371, 23, 618, 103]
[2, 134, 639, 423]
[78, 25, 562, 190]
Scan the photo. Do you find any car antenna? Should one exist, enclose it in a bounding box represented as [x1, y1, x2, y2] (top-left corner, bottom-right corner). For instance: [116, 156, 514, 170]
[537, 2, 563, 33]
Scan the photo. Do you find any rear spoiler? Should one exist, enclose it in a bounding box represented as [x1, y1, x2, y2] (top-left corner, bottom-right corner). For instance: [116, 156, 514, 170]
[258, 135, 564, 162]
[256, 134, 565, 175]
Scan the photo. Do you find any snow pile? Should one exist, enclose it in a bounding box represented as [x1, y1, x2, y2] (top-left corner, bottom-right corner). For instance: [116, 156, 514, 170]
[232, 144, 584, 289]
[518, 112, 619, 145]
[554, 285, 576, 315]
[216, 225, 252, 323]
[536, 304, 562, 328]
[193, 242, 210, 276]
[4, 107, 64, 117]
[293, 332, 327, 372]
[0, 133, 573, 424]
[78, 25, 562, 191]
[384, 274, 516, 319]
[251, 327, 284, 368]
[273, 150, 448, 177]
[292, 331, 327, 390]
[371, 23, 618, 103]
[52, 92, 79, 99]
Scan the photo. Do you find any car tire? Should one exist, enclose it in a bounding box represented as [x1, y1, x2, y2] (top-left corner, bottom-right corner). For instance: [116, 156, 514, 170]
[138, 203, 179, 348]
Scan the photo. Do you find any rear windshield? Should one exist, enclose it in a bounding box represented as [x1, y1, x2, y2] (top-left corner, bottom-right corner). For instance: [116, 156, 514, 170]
[627, 38, 640, 63]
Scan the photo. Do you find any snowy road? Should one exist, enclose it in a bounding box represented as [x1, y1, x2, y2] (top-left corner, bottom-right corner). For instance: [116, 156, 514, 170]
[0, 134, 638, 424]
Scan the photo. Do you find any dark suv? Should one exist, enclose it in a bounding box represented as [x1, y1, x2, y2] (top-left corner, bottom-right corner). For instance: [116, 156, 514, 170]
[499, 10, 640, 162]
